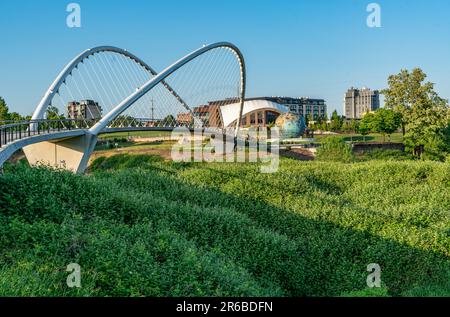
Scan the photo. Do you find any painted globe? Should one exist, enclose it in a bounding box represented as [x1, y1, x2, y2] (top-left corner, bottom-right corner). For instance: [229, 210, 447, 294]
[274, 113, 306, 139]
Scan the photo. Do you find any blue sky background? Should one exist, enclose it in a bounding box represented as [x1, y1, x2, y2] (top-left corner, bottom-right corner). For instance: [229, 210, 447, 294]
[1, 0, 450, 116]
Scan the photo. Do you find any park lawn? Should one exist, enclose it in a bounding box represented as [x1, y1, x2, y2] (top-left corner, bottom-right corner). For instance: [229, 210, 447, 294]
[0, 155, 448, 296]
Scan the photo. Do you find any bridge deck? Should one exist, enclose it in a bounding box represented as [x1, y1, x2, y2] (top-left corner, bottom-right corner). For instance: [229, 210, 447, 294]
[0, 119, 236, 169]
[0, 129, 87, 167]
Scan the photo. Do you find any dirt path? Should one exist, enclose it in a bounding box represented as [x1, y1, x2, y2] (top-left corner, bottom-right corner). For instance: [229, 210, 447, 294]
[280, 148, 315, 161]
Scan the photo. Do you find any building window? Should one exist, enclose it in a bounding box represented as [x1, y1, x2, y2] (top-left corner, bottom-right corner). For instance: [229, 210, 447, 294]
[258, 111, 263, 124]
[266, 111, 278, 125]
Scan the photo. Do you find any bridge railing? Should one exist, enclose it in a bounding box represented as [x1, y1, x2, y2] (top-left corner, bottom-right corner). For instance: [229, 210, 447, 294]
[0, 119, 98, 148]
[106, 117, 199, 129]
[0, 116, 227, 148]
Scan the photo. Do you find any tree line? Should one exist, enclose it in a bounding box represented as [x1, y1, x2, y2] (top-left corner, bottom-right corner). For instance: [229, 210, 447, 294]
[309, 68, 450, 160]
[0, 97, 177, 128]
[0, 96, 31, 122]
[0, 97, 64, 122]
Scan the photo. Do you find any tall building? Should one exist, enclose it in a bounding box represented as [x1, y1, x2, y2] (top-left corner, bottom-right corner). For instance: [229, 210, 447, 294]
[344, 87, 380, 119]
[67, 100, 102, 120]
[255, 97, 327, 120]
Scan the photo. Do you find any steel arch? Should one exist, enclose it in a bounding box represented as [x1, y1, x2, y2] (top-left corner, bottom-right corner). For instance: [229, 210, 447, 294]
[0, 42, 246, 174]
[89, 42, 246, 136]
[31, 46, 193, 121]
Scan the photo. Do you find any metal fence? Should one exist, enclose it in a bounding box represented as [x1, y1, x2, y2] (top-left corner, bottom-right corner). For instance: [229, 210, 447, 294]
[0, 119, 97, 148]
[0, 117, 219, 149]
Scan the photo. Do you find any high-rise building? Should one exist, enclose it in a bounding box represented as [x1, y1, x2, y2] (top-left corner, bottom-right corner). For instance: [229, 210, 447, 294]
[344, 87, 380, 119]
[67, 100, 103, 120]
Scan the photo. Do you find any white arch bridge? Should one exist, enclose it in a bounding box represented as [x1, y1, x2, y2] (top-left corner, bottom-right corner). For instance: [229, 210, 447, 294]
[0, 42, 246, 173]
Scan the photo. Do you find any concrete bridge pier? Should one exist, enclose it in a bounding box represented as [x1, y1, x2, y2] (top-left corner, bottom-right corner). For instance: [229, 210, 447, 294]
[22, 133, 98, 174]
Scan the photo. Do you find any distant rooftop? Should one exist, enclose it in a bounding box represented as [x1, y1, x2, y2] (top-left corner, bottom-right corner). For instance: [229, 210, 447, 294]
[247, 96, 326, 102]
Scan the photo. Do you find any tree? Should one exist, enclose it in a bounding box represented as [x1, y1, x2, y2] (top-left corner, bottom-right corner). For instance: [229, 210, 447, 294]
[309, 122, 318, 132]
[382, 68, 445, 134]
[110, 115, 137, 128]
[161, 114, 176, 127]
[343, 121, 352, 134]
[306, 113, 314, 127]
[370, 108, 402, 142]
[382, 68, 450, 159]
[410, 122, 450, 161]
[359, 112, 374, 141]
[0, 96, 10, 121]
[322, 113, 330, 131]
[350, 119, 360, 134]
[46, 106, 64, 120]
[404, 100, 450, 159]
[330, 110, 342, 132]
[8, 112, 24, 122]
[44, 106, 66, 129]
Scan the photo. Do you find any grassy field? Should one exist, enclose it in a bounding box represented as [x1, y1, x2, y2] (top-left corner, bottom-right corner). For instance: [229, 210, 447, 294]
[0, 147, 449, 296]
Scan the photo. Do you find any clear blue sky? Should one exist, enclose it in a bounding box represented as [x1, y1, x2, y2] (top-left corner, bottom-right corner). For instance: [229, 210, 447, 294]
[1, 0, 450, 116]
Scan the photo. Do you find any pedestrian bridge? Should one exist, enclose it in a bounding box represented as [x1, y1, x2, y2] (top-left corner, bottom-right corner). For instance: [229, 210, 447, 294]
[0, 42, 246, 173]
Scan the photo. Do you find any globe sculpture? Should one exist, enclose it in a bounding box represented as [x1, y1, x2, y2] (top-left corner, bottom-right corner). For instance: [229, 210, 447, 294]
[274, 113, 306, 139]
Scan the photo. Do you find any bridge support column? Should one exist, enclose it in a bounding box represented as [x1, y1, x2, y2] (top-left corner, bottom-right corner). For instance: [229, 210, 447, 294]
[22, 133, 97, 174]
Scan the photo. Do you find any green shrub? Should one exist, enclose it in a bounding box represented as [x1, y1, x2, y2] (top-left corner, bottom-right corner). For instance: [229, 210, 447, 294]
[316, 137, 354, 163]
[0, 157, 449, 296]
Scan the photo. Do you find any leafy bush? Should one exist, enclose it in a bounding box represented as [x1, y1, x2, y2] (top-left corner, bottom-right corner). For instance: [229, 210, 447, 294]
[316, 137, 354, 163]
[0, 157, 449, 296]
[340, 288, 390, 297]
